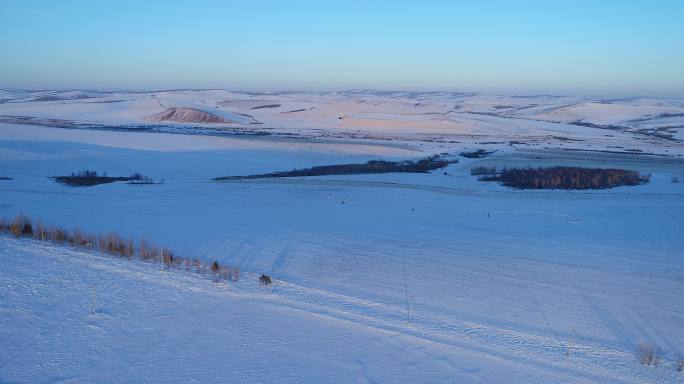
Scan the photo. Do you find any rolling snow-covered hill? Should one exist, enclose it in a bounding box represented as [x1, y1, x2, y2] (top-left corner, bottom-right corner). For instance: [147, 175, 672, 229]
[1, 89, 683, 383]
[1, 88, 683, 147]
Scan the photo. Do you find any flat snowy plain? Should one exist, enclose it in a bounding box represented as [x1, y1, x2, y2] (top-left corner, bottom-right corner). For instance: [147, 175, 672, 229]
[1, 89, 683, 383]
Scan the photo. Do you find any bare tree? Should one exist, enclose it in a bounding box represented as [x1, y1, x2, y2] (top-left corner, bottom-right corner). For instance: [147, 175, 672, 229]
[139, 238, 150, 260]
[9, 214, 32, 237]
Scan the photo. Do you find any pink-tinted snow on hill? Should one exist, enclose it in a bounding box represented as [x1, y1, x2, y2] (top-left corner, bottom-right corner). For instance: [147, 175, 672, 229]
[145, 107, 237, 124]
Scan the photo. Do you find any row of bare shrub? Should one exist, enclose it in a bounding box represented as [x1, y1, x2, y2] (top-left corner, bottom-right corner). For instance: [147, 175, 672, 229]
[637, 342, 684, 372]
[0, 214, 239, 282]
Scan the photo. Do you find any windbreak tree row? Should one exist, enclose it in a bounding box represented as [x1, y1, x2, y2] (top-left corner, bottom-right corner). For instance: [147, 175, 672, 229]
[0, 214, 239, 282]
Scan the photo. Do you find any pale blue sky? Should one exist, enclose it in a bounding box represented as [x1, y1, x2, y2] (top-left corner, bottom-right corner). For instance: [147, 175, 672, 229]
[1, 0, 682, 96]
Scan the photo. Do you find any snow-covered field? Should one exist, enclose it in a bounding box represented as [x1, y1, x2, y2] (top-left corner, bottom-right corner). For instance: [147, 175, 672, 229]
[1, 89, 683, 383]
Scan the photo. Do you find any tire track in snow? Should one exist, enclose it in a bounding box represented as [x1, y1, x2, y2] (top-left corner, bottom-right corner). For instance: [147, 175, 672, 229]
[271, 243, 292, 275]
[579, 291, 635, 352]
[3, 238, 670, 383]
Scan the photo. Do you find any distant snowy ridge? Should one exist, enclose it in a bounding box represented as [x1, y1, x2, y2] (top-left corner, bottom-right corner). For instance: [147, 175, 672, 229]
[1, 88, 683, 149]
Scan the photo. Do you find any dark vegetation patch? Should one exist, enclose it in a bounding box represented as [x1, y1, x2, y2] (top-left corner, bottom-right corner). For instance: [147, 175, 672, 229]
[78, 99, 128, 104]
[569, 121, 627, 130]
[0, 214, 240, 282]
[127, 173, 160, 185]
[638, 342, 662, 367]
[281, 108, 309, 114]
[459, 149, 496, 158]
[474, 166, 649, 190]
[0, 115, 85, 128]
[627, 112, 684, 123]
[560, 147, 670, 157]
[470, 166, 497, 176]
[29, 94, 92, 102]
[251, 104, 282, 110]
[552, 136, 584, 142]
[0, 115, 281, 138]
[568, 121, 679, 142]
[493, 105, 514, 109]
[259, 274, 272, 286]
[235, 112, 255, 118]
[461, 111, 500, 117]
[53, 170, 154, 187]
[214, 155, 454, 181]
[513, 104, 539, 111]
[634, 127, 681, 142]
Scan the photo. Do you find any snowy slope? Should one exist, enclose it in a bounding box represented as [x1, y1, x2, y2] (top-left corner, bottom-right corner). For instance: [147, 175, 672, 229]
[2, 234, 682, 383]
[1, 94, 684, 383]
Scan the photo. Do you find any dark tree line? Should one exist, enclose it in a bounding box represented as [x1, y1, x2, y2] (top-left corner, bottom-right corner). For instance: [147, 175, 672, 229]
[470, 166, 496, 176]
[215, 155, 453, 180]
[53, 170, 153, 186]
[477, 166, 649, 190]
[460, 149, 496, 159]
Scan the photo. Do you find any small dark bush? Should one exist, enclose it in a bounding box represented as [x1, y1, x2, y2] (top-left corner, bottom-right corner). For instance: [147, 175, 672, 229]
[259, 273, 272, 286]
[71, 227, 89, 247]
[638, 342, 660, 366]
[162, 248, 175, 266]
[48, 226, 70, 243]
[676, 358, 683, 372]
[21, 222, 33, 236]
